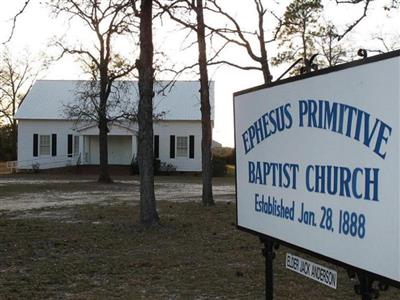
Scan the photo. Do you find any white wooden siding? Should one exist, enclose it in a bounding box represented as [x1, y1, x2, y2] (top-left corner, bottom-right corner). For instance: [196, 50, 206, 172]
[155, 121, 202, 172]
[18, 120, 78, 169]
[17, 119, 203, 171]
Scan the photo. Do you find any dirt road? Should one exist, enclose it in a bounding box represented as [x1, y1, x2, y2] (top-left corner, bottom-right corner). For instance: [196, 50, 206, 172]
[0, 175, 235, 212]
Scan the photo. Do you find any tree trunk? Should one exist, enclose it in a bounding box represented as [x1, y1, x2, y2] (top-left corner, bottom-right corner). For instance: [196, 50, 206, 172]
[98, 115, 112, 183]
[137, 0, 159, 226]
[196, 0, 214, 206]
[257, 8, 273, 84]
[260, 60, 272, 84]
[97, 62, 112, 183]
[302, 19, 308, 66]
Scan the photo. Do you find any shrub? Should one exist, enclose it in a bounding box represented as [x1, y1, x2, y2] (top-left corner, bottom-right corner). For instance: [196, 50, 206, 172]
[159, 162, 176, 175]
[212, 157, 227, 177]
[31, 162, 40, 173]
[0, 125, 15, 161]
[154, 159, 161, 175]
[130, 157, 139, 175]
[212, 147, 235, 165]
[225, 148, 236, 165]
[130, 157, 161, 175]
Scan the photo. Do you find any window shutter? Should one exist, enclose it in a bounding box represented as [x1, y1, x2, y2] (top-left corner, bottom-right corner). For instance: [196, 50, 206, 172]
[33, 134, 38, 157]
[189, 135, 195, 159]
[52, 134, 57, 156]
[154, 135, 159, 158]
[67, 134, 73, 158]
[170, 135, 175, 158]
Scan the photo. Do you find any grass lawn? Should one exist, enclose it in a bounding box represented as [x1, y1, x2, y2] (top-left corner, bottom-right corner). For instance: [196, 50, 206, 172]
[0, 176, 399, 299]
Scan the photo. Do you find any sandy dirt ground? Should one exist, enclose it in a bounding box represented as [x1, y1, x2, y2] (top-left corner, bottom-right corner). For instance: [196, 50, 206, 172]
[0, 175, 235, 212]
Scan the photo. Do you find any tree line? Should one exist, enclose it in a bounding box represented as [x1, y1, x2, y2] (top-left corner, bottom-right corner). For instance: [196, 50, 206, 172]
[1, 0, 398, 226]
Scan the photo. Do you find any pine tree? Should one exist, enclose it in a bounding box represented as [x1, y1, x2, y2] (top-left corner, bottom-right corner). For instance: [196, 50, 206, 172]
[272, 0, 323, 75]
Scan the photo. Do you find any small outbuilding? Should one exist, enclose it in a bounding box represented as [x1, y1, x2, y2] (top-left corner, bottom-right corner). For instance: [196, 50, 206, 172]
[15, 80, 215, 172]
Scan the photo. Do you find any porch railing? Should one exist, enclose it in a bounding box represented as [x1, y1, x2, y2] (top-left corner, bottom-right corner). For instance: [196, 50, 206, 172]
[0, 161, 17, 175]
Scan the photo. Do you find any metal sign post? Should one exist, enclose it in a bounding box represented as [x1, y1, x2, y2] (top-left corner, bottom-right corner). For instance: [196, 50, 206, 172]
[357, 272, 374, 300]
[260, 237, 276, 300]
[353, 270, 391, 300]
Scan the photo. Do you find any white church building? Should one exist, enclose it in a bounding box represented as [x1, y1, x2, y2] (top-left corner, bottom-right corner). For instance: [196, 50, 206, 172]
[15, 80, 214, 172]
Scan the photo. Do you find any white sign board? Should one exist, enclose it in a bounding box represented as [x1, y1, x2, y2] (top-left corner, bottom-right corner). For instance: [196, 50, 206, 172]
[234, 52, 400, 282]
[286, 253, 337, 289]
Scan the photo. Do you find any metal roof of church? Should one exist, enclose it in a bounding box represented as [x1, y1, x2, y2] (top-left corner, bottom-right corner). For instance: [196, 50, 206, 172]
[15, 80, 215, 121]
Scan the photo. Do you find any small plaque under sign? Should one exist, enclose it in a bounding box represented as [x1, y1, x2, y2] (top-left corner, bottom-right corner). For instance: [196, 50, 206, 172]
[286, 253, 337, 289]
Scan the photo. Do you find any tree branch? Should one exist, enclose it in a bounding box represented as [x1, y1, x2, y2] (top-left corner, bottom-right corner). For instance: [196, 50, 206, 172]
[3, 0, 32, 44]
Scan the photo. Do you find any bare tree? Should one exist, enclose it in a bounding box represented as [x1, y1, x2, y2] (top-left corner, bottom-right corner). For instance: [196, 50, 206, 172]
[133, 0, 160, 226]
[156, 0, 215, 206]
[196, 0, 214, 206]
[65, 80, 139, 124]
[6, 0, 162, 225]
[366, 34, 400, 54]
[0, 48, 48, 159]
[202, 0, 281, 84]
[2, 0, 32, 44]
[49, 0, 137, 183]
[335, 0, 399, 40]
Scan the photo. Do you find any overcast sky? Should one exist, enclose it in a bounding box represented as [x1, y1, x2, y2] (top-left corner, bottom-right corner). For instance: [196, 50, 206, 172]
[1, 1, 399, 146]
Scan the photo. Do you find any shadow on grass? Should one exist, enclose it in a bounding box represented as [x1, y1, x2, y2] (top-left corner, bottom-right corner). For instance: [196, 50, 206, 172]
[0, 202, 399, 299]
